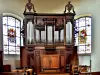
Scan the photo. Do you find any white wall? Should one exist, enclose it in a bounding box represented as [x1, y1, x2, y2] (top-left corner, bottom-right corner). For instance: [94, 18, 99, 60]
[76, 0, 100, 72]
[0, 0, 23, 70]
[0, 13, 3, 50]
[3, 55, 20, 70]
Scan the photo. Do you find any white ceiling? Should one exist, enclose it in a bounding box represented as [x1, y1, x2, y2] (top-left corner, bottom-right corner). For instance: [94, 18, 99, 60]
[0, 0, 80, 18]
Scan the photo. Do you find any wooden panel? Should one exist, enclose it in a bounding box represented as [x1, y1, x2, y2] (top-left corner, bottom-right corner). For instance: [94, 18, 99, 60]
[0, 51, 3, 72]
[41, 55, 50, 68]
[34, 50, 41, 73]
[29, 55, 34, 66]
[61, 56, 65, 67]
[20, 47, 28, 67]
[41, 54, 59, 69]
[59, 50, 66, 73]
[3, 65, 11, 72]
[92, 72, 100, 75]
[51, 55, 59, 68]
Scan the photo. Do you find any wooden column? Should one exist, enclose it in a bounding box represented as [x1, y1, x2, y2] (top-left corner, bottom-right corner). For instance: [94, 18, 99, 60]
[0, 51, 3, 72]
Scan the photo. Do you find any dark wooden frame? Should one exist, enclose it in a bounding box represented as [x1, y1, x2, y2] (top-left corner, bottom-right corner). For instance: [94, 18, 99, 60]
[0, 51, 3, 72]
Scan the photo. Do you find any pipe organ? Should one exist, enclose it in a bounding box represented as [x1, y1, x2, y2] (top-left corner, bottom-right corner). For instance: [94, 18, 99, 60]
[20, 0, 79, 74]
[22, 13, 75, 46]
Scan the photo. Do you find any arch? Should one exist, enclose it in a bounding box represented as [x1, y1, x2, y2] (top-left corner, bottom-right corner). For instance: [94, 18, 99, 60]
[3, 13, 23, 28]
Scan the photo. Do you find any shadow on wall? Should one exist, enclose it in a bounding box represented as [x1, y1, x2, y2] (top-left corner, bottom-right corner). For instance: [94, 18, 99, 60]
[3, 60, 20, 70]
[3, 54, 20, 70]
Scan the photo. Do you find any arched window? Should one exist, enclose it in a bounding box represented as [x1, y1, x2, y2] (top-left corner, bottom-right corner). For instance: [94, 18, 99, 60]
[3, 16, 21, 54]
[74, 15, 91, 54]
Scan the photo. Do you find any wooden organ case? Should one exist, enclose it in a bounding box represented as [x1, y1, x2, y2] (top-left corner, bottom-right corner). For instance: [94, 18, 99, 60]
[0, 50, 3, 72]
[20, 0, 79, 74]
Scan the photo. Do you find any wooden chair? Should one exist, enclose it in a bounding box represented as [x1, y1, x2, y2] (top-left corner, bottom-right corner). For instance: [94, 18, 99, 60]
[26, 69, 33, 75]
[72, 65, 80, 75]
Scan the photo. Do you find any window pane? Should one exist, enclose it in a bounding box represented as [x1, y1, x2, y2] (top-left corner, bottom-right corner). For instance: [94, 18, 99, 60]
[74, 36, 78, 46]
[86, 45, 91, 53]
[8, 26, 16, 43]
[16, 19, 20, 27]
[3, 46, 8, 54]
[8, 17, 15, 26]
[9, 40, 15, 46]
[86, 17, 91, 25]
[3, 17, 7, 25]
[79, 18, 85, 27]
[86, 25, 91, 35]
[75, 20, 79, 27]
[16, 37, 20, 46]
[79, 27, 86, 45]
[9, 46, 15, 54]
[86, 36, 91, 45]
[16, 28, 20, 37]
[16, 47, 20, 54]
[78, 46, 86, 54]
[3, 24, 7, 35]
[3, 35, 8, 45]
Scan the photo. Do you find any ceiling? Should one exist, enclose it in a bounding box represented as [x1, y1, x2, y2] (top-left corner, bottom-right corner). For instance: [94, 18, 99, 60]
[0, 0, 80, 18]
